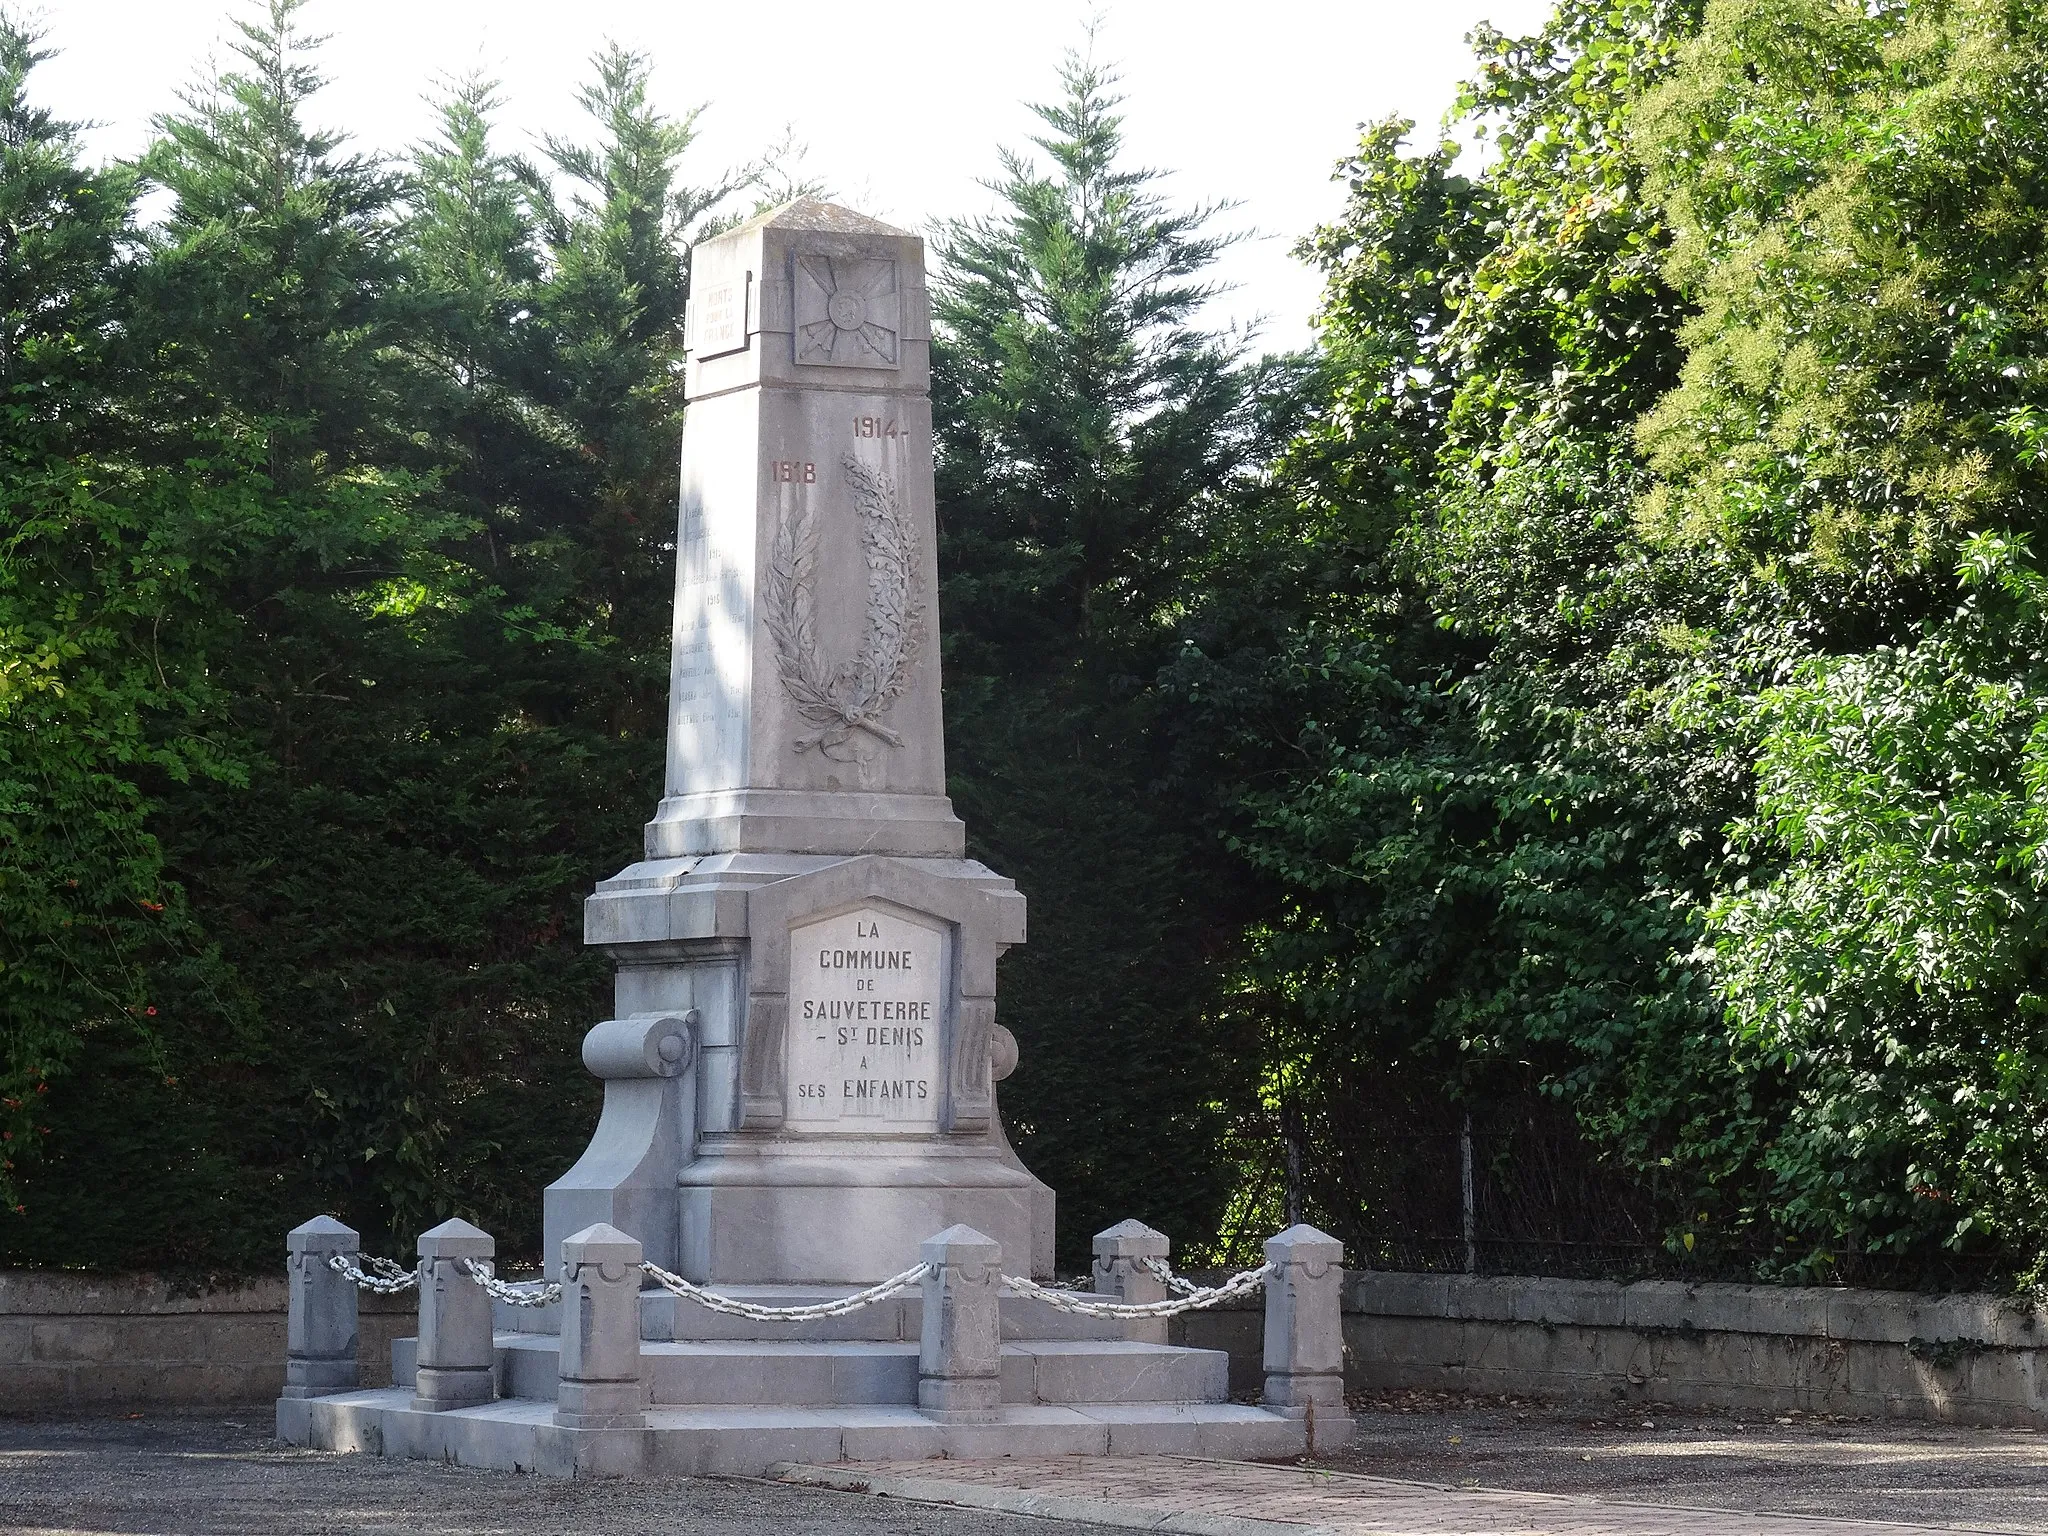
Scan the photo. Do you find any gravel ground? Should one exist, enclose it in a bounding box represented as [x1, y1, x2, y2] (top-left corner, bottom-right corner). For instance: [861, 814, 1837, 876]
[0, 1414, 1124, 1536]
[1319, 1388, 2048, 1530]
[7, 1400, 2048, 1534]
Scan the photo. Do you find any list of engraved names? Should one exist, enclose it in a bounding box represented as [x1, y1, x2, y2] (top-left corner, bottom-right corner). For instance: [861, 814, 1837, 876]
[786, 906, 945, 1131]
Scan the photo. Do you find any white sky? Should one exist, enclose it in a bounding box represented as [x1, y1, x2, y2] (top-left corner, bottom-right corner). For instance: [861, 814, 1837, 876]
[36, 0, 1554, 355]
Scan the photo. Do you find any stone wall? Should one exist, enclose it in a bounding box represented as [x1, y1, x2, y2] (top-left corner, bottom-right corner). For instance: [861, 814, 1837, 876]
[1175, 1272, 2048, 1427]
[0, 1271, 413, 1411]
[9, 1266, 2048, 1422]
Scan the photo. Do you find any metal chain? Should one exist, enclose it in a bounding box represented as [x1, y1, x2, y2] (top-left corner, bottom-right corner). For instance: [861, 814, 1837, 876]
[1003, 1261, 1274, 1319]
[457, 1258, 563, 1308]
[1138, 1256, 1205, 1297]
[639, 1259, 932, 1321]
[326, 1253, 419, 1294]
[326, 1247, 1266, 1321]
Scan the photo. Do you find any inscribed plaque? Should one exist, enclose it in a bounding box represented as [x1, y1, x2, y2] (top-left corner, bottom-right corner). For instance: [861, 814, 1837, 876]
[786, 905, 946, 1131]
[692, 272, 749, 359]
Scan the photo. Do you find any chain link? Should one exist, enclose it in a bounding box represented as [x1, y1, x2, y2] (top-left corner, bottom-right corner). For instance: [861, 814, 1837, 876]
[457, 1258, 564, 1308]
[1138, 1256, 1205, 1297]
[326, 1253, 419, 1294]
[1003, 1261, 1273, 1319]
[640, 1259, 932, 1321]
[326, 1245, 1266, 1322]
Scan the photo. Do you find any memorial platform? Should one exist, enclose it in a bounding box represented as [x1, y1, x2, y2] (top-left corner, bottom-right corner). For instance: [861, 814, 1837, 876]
[279, 1278, 1316, 1476]
[278, 1394, 1306, 1480]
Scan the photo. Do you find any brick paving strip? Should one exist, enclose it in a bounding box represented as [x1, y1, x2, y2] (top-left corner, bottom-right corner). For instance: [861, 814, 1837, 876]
[774, 1455, 2027, 1536]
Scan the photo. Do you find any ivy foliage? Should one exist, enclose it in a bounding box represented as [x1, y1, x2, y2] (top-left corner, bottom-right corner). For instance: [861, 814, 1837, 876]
[0, 17, 249, 1213]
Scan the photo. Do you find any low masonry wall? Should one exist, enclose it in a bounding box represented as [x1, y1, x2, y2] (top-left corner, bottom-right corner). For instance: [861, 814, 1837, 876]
[0, 1272, 413, 1411]
[7, 1266, 2047, 1422]
[1175, 1273, 2048, 1427]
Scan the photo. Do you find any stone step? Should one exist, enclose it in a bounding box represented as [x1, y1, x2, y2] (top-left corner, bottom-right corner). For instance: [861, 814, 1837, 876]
[493, 1285, 1127, 1343]
[640, 1340, 916, 1407]
[1002, 1340, 1230, 1408]
[280, 1388, 1310, 1478]
[396, 1333, 1230, 1408]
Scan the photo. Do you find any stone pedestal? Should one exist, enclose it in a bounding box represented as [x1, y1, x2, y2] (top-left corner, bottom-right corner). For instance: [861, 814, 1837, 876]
[916, 1224, 1001, 1423]
[413, 1218, 495, 1413]
[546, 199, 1053, 1285]
[283, 1216, 359, 1398]
[555, 1223, 647, 1430]
[1092, 1219, 1171, 1345]
[1261, 1223, 1352, 1450]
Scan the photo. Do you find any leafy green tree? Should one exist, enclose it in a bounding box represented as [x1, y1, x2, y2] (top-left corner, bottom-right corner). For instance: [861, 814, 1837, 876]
[1637, 0, 2048, 588]
[1637, 0, 2048, 1275]
[1710, 535, 2048, 1269]
[1222, 0, 2048, 1284]
[1167, 0, 1774, 1269]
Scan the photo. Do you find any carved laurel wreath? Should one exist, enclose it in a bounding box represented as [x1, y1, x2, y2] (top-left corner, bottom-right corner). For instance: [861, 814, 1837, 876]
[764, 452, 925, 760]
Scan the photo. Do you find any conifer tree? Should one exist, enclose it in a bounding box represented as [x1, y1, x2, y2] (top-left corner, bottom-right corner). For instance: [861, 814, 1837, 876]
[136, 0, 404, 478]
[526, 44, 752, 739]
[932, 46, 1279, 1259]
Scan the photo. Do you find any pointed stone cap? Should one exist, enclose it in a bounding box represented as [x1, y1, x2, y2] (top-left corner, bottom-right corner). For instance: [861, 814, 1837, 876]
[417, 1216, 494, 1260]
[722, 194, 910, 241]
[1264, 1223, 1342, 1265]
[562, 1221, 643, 1267]
[1093, 1218, 1170, 1260]
[921, 1223, 1001, 1265]
[286, 1214, 359, 1253]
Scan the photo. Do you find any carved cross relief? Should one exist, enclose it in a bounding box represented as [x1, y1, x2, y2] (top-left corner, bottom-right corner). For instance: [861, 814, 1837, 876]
[794, 254, 901, 368]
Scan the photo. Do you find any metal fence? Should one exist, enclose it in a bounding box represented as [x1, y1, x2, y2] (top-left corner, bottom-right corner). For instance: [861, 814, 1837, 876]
[1222, 1071, 2016, 1293]
[1302, 1078, 1672, 1279]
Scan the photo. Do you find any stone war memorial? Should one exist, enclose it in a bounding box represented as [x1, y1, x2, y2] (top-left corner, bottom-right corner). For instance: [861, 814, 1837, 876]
[274, 199, 1350, 1477]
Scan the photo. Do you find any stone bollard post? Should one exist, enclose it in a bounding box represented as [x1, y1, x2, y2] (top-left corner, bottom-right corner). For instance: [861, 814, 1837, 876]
[1092, 1218, 1171, 1345]
[412, 1217, 496, 1412]
[555, 1222, 647, 1430]
[1262, 1223, 1352, 1450]
[283, 1215, 360, 1398]
[917, 1224, 1002, 1423]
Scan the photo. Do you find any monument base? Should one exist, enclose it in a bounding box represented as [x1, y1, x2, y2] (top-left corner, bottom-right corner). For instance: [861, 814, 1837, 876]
[278, 1390, 1314, 1478]
[555, 850, 1054, 1282]
[676, 1138, 1053, 1283]
[277, 1279, 1342, 1477]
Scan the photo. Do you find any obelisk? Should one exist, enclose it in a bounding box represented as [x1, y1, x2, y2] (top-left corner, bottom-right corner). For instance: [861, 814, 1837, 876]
[548, 199, 1055, 1284]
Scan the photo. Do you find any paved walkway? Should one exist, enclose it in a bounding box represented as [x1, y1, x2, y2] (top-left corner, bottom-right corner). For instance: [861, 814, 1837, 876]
[779, 1455, 2028, 1535]
[0, 1415, 1129, 1536]
[4, 1410, 2043, 1533]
